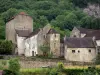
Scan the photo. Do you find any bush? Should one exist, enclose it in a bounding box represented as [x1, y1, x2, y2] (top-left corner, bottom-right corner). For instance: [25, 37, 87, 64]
[3, 69, 16, 75]
[0, 40, 13, 55]
[57, 62, 64, 72]
[49, 68, 58, 75]
[8, 58, 20, 75]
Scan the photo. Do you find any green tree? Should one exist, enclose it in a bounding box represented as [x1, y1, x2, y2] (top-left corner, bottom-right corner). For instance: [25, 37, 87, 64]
[1, 8, 18, 22]
[0, 18, 5, 39]
[0, 40, 13, 54]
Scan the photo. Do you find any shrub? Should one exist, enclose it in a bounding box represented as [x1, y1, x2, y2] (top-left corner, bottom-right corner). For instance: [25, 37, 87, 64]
[49, 68, 58, 75]
[0, 40, 13, 55]
[3, 69, 16, 75]
[8, 58, 20, 75]
[57, 62, 64, 72]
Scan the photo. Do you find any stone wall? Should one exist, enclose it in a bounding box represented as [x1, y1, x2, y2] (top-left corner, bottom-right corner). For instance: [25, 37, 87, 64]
[6, 14, 33, 44]
[64, 48, 97, 62]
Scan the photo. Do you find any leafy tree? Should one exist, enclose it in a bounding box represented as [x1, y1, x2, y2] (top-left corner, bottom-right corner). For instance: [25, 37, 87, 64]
[0, 18, 5, 39]
[0, 40, 13, 54]
[1, 8, 18, 22]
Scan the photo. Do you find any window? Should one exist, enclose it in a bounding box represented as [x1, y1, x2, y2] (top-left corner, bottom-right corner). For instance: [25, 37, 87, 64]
[89, 49, 91, 53]
[55, 34, 56, 37]
[72, 50, 75, 53]
[74, 35, 76, 37]
[78, 50, 80, 53]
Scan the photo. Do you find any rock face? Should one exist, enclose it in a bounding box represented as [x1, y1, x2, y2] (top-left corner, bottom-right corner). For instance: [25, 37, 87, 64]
[83, 3, 100, 18]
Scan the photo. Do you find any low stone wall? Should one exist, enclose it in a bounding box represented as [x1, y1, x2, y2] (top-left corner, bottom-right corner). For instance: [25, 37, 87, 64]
[19, 60, 94, 69]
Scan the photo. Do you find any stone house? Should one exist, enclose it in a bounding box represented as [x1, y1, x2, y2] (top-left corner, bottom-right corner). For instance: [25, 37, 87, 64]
[70, 27, 100, 48]
[64, 37, 97, 62]
[46, 29, 60, 58]
[25, 29, 41, 57]
[6, 12, 33, 44]
[16, 29, 31, 55]
[15, 24, 61, 57]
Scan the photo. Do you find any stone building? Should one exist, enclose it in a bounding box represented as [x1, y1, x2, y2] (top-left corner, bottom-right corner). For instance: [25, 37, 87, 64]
[16, 29, 31, 55]
[15, 24, 61, 57]
[47, 29, 60, 58]
[70, 27, 100, 47]
[25, 29, 40, 57]
[64, 37, 97, 62]
[6, 12, 33, 44]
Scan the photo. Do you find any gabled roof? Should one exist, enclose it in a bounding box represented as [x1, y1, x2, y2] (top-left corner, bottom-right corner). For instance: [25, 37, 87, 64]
[65, 37, 95, 48]
[85, 30, 100, 40]
[16, 29, 31, 37]
[76, 27, 100, 40]
[47, 29, 58, 34]
[77, 27, 94, 33]
[26, 29, 40, 39]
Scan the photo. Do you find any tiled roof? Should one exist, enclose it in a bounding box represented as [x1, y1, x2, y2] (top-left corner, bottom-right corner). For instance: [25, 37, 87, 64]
[65, 37, 95, 48]
[85, 30, 100, 40]
[47, 29, 58, 34]
[77, 27, 100, 40]
[26, 29, 40, 39]
[77, 27, 94, 33]
[16, 29, 31, 37]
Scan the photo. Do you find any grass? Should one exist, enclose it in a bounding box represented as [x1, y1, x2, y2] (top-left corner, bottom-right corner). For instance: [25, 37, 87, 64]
[20, 68, 49, 72]
[65, 65, 100, 69]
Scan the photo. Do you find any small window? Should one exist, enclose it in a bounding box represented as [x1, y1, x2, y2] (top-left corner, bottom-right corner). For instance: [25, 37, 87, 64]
[72, 50, 75, 53]
[89, 49, 91, 53]
[74, 35, 76, 37]
[78, 50, 80, 53]
[55, 34, 56, 37]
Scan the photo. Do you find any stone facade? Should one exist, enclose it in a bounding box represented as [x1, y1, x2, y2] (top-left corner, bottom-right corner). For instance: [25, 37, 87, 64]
[16, 35, 26, 55]
[70, 27, 81, 38]
[64, 48, 96, 62]
[47, 33, 60, 57]
[25, 34, 38, 57]
[64, 37, 97, 62]
[6, 12, 33, 44]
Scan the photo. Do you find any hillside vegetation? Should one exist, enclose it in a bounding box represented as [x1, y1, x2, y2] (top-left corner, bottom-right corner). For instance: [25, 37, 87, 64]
[0, 0, 100, 39]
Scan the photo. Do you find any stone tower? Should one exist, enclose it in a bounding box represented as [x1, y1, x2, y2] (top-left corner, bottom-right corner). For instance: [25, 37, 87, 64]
[6, 12, 33, 44]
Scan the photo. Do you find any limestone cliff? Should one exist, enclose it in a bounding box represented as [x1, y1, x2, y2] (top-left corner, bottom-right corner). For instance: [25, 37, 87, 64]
[83, 3, 100, 18]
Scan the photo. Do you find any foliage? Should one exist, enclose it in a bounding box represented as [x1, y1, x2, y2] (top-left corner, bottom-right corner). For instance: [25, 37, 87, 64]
[8, 58, 20, 75]
[57, 62, 64, 72]
[0, 0, 100, 39]
[3, 69, 16, 75]
[82, 67, 97, 75]
[39, 44, 50, 56]
[0, 40, 13, 55]
[95, 54, 100, 65]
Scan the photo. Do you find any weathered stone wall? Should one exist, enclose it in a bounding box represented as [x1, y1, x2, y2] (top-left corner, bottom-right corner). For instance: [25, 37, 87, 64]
[70, 27, 81, 38]
[49, 34, 60, 57]
[6, 14, 33, 44]
[64, 47, 97, 62]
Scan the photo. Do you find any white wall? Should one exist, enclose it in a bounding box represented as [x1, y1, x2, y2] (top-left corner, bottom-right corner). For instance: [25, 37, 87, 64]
[25, 35, 38, 57]
[64, 48, 96, 62]
[96, 40, 100, 46]
[17, 35, 26, 55]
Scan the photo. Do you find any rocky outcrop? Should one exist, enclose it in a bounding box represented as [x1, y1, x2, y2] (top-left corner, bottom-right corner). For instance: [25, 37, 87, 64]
[83, 3, 100, 18]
